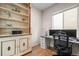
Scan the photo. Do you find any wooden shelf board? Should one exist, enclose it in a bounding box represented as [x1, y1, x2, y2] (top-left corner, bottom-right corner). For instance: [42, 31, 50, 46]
[0, 7, 29, 17]
[14, 4, 29, 10]
[0, 27, 29, 29]
[0, 17, 29, 23]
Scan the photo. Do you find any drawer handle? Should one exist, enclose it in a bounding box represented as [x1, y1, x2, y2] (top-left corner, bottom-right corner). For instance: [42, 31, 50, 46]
[23, 43, 25, 46]
[8, 46, 11, 51]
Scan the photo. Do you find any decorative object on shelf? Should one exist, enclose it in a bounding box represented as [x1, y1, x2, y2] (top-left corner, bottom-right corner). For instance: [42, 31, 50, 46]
[7, 12, 11, 18]
[17, 8, 20, 13]
[12, 7, 20, 13]
[5, 11, 11, 18]
[12, 30, 22, 35]
[5, 23, 13, 27]
[6, 24, 12, 27]
[12, 8, 16, 11]
[22, 18, 25, 21]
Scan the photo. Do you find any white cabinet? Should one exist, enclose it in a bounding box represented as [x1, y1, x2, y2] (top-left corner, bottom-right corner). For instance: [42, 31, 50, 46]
[0, 35, 32, 56]
[1, 40, 16, 56]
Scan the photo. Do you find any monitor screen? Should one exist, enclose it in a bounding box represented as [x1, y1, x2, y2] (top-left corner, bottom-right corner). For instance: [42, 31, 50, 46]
[49, 29, 76, 37]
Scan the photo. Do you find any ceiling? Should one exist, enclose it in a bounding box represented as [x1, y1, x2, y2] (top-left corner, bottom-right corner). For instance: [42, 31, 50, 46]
[32, 3, 55, 11]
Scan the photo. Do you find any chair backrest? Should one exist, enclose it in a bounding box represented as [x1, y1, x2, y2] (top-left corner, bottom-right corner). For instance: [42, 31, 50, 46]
[58, 35, 69, 48]
[53, 31, 69, 48]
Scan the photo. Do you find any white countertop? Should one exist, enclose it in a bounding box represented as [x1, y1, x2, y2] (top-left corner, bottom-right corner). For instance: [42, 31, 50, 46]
[41, 35, 79, 44]
[41, 35, 53, 39]
[0, 33, 32, 38]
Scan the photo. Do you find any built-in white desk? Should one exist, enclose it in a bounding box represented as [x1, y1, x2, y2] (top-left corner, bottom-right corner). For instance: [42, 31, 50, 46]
[41, 36, 79, 44]
[41, 36, 79, 56]
[41, 36, 79, 55]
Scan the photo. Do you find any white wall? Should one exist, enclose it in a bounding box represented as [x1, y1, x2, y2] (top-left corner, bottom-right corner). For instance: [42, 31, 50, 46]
[42, 3, 78, 35]
[31, 6, 42, 47]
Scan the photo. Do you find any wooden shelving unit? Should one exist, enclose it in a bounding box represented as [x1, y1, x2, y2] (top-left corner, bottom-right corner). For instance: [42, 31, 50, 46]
[0, 3, 31, 35]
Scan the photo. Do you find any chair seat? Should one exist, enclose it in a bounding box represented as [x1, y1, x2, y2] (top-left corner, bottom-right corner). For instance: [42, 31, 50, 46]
[55, 42, 72, 56]
[56, 44, 67, 49]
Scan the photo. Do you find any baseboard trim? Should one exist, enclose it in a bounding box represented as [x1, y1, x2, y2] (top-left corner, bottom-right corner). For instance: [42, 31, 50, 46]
[32, 43, 40, 48]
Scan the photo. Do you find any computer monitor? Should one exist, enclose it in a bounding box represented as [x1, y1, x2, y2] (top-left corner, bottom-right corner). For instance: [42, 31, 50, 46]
[49, 29, 60, 35]
[49, 29, 76, 37]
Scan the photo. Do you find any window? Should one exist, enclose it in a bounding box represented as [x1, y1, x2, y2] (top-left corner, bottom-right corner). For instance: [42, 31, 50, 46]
[64, 8, 77, 29]
[52, 13, 63, 29]
[52, 7, 77, 29]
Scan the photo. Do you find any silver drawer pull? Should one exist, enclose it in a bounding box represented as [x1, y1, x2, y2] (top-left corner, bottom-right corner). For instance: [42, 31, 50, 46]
[7, 46, 11, 51]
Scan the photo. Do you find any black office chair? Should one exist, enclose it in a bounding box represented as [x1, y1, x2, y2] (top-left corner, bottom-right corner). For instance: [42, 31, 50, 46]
[53, 31, 72, 56]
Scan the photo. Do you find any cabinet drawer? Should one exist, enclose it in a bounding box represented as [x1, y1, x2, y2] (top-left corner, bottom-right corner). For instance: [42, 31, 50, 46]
[40, 38, 46, 44]
[19, 38, 28, 52]
[40, 43, 46, 49]
[1, 40, 16, 56]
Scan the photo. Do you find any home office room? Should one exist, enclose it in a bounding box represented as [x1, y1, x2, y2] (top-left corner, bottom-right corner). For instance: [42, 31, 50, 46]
[0, 0, 79, 57]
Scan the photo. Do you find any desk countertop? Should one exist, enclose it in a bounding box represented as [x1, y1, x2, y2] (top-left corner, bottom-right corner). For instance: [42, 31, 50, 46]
[41, 35, 79, 44]
[41, 36, 53, 39]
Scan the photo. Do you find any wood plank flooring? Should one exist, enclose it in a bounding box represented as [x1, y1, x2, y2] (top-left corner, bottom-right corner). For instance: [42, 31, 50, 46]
[24, 45, 57, 56]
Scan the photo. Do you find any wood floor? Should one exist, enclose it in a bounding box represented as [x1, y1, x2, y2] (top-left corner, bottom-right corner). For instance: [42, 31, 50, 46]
[24, 45, 57, 56]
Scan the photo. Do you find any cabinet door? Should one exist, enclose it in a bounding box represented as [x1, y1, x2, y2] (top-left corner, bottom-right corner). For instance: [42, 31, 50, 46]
[27, 36, 32, 49]
[0, 42, 1, 56]
[1, 40, 16, 56]
[19, 38, 28, 52]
